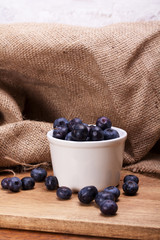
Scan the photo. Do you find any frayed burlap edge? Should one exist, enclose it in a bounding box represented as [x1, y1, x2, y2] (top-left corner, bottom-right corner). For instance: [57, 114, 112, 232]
[0, 156, 52, 175]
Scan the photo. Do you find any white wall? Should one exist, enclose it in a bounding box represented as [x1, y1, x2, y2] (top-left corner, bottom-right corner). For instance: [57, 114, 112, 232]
[0, 0, 160, 26]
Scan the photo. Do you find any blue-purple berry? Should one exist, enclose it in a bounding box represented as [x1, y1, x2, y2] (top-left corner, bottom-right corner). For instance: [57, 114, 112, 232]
[1, 177, 11, 189]
[78, 186, 98, 204]
[95, 191, 115, 207]
[71, 123, 88, 141]
[56, 186, 72, 200]
[96, 116, 112, 130]
[103, 128, 119, 140]
[122, 180, 139, 196]
[21, 177, 35, 190]
[53, 117, 69, 128]
[45, 176, 58, 190]
[65, 132, 74, 140]
[31, 168, 47, 182]
[8, 177, 22, 192]
[100, 200, 118, 215]
[68, 118, 82, 131]
[104, 186, 120, 201]
[123, 175, 139, 184]
[83, 123, 92, 133]
[89, 126, 104, 141]
[53, 126, 68, 140]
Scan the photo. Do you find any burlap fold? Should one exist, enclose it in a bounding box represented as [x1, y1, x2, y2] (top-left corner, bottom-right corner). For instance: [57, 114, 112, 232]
[0, 22, 160, 173]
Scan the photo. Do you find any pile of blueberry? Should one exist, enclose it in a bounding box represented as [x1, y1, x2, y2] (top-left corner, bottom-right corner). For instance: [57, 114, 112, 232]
[78, 185, 120, 215]
[1, 168, 139, 216]
[77, 176, 139, 215]
[52, 116, 120, 141]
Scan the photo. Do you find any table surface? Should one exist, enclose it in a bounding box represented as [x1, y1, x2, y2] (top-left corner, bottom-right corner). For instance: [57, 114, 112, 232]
[0, 169, 160, 240]
[0, 228, 114, 240]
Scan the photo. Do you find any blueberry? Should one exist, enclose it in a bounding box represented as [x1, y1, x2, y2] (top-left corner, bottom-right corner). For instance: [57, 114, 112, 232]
[89, 126, 104, 141]
[8, 177, 22, 192]
[71, 123, 88, 141]
[56, 186, 72, 200]
[95, 191, 115, 207]
[30, 168, 47, 182]
[21, 177, 35, 190]
[122, 180, 139, 196]
[1, 177, 11, 189]
[68, 117, 82, 131]
[53, 126, 68, 140]
[85, 124, 94, 141]
[104, 186, 120, 201]
[123, 175, 139, 184]
[83, 123, 91, 133]
[53, 117, 69, 128]
[45, 176, 58, 190]
[103, 128, 119, 140]
[78, 186, 98, 204]
[96, 116, 112, 130]
[100, 200, 118, 215]
[88, 124, 95, 131]
[65, 132, 74, 141]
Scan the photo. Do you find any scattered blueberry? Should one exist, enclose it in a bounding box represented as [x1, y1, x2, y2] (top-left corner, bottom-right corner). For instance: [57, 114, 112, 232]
[123, 175, 139, 184]
[45, 176, 58, 190]
[8, 177, 22, 192]
[21, 177, 35, 190]
[78, 186, 98, 204]
[104, 186, 120, 201]
[122, 180, 139, 196]
[0, 170, 141, 218]
[1, 177, 11, 189]
[68, 117, 82, 131]
[96, 116, 112, 130]
[71, 123, 88, 141]
[103, 128, 119, 140]
[56, 186, 72, 200]
[53, 117, 69, 128]
[100, 200, 118, 215]
[31, 168, 47, 182]
[95, 191, 115, 207]
[89, 126, 104, 141]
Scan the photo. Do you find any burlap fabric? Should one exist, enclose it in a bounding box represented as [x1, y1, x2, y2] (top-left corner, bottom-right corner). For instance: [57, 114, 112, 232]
[0, 22, 160, 173]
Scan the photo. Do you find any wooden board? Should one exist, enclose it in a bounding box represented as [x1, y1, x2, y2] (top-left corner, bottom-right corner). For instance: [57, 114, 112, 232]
[0, 169, 159, 240]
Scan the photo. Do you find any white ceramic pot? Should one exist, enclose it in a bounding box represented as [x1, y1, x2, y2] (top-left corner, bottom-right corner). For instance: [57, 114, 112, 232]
[47, 127, 127, 192]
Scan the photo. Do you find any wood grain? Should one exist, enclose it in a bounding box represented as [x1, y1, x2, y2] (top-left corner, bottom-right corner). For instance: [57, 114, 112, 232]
[0, 229, 107, 240]
[0, 170, 159, 240]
